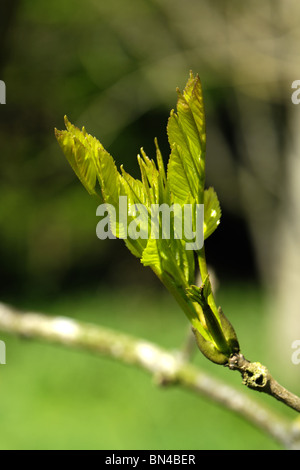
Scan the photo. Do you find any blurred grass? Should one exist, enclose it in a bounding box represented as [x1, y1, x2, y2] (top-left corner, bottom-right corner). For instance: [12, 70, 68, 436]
[0, 282, 295, 450]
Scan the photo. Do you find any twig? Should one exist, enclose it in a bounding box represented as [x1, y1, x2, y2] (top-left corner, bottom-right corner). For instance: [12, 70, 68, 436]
[0, 302, 299, 449]
[228, 353, 300, 413]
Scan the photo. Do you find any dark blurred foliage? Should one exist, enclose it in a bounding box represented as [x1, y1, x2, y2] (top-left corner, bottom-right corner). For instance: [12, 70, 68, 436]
[1, 0, 281, 303]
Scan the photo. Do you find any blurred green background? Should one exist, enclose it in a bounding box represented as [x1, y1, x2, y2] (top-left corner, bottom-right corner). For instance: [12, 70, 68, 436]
[1, 0, 300, 449]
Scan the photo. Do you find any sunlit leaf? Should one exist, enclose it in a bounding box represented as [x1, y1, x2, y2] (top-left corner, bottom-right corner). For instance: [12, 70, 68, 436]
[55, 73, 226, 351]
[55, 121, 99, 198]
[167, 71, 206, 205]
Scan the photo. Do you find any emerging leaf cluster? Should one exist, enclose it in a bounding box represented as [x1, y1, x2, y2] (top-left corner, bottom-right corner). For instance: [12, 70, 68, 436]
[55, 72, 239, 364]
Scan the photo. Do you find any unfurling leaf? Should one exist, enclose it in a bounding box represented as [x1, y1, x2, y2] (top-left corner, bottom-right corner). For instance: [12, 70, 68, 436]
[55, 116, 100, 197]
[167, 72, 205, 206]
[55, 72, 236, 367]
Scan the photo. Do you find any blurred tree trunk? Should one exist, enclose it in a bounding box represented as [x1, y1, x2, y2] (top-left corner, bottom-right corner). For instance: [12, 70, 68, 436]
[268, 105, 300, 379]
[0, 0, 20, 74]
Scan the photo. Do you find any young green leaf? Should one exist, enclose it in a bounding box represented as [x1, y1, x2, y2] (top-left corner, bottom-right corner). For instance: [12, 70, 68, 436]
[167, 71, 206, 205]
[55, 72, 234, 366]
[55, 117, 100, 198]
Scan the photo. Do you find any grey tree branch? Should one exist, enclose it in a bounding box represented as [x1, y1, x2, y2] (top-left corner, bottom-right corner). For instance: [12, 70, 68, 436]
[0, 302, 299, 449]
